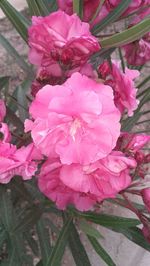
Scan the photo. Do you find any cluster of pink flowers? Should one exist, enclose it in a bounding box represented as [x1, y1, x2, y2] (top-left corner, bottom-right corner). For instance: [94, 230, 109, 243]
[1, 3, 150, 220]
[24, 10, 150, 212]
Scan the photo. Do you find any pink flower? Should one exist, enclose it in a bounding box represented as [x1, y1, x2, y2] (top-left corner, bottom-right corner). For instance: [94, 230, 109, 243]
[25, 72, 121, 165]
[99, 60, 139, 116]
[57, 0, 108, 27]
[0, 100, 6, 121]
[141, 188, 150, 212]
[123, 32, 150, 66]
[0, 143, 40, 184]
[38, 152, 136, 210]
[28, 11, 100, 73]
[38, 159, 97, 211]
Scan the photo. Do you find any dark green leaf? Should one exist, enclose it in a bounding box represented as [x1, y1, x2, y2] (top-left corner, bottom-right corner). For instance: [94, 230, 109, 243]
[73, 0, 83, 18]
[73, 211, 140, 229]
[101, 18, 150, 48]
[24, 231, 39, 256]
[0, 76, 10, 90]
[112, 227, 150, 252]
[17, 85, 28, 122]
[79, 220, 104, 239]
[92, 0, 132, 34]
[90, 48, 115, 69]
[46, 216, 72, 266]
[14, 206, 42, 233]
[0, 0, 29, 42]
[69, 222, 91, 266]
[0, 33, 32, 76]
[87, 236, 116, 266]
[138, 75, 150, 89]
[36, 217, 51, 265]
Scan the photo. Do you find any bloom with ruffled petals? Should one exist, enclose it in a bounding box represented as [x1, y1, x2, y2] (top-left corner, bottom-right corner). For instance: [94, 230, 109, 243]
[0, 143, 40, 184]
[38, 159, 97, 211]
[99, 60, 139, 116]
[38, 152, 136, 210]
[25, 72, 121, 165]
[28, 11, 100, 73]
[123, 32, 150, 66]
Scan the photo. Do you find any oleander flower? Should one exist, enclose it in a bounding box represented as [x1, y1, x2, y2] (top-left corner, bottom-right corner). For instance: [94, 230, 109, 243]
[57, 0, 150, 27]
[99, 60, 139, 116]
[25, 72, 121, 165]
[141, 188, 150, 212]
[123, 32, 150, 66]
[38, 152, 136, 210]
[0, 143, 39, 184]
[0, 99, 6, 122]
[57, 0, 108, 26]
[28, 11, 100, 73]
[38, 159, 97, 211]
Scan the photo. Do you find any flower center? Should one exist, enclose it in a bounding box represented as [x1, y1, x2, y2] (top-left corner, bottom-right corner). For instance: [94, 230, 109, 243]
[70, 118, 81, 141]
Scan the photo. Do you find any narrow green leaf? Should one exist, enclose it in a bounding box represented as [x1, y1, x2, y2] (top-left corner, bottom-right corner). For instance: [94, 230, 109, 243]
[14, 207, 42, 233]
[0, 188, 13, 232]
[73, 0, 83, 18]
[0, 76, 10, 90]
[46, 216, 72, 266]
[73, 211, 140, 229]
[0, 225, 7, 248]
[79, 220, 104, 239]
[0, 0, 29, 42]
[92, 0, 132, 34]
[87, 236, 116, 266]
[26, 0, 42, 16]
[69, 222, 91, 266]
[0, 33, 33, 77]
[36, 217, 51, 265]
[36, 0, 50, 16]
[101, 18, 150, 48]
[24, 232, 39, 256]
[17, 85, 28, 122]
[46, 0, 58, 13]
[112, 227, 150, 252]
[138, 75, 150, 89]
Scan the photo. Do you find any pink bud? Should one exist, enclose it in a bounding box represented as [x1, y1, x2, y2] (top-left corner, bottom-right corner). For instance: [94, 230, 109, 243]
[141, 188, 150, 212]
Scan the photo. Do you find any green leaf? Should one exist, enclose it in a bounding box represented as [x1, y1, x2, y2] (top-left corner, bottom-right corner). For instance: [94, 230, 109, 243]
[24, 232, 39, 256]
[69, 222, 91, 266]
[0, 76, 10, 90]
[79, 220, 104, 239]
[26, 0, 42, 16]
[73, 0, 83, 18]
[36, 217, 51, 265]
[87, 236, 116, 266]
[17, 85, 28, 122]
[14, 206, 42, 233]
[112, 227, 150, 252]
[36, 0, 50, 16]
[0, 188, 13, 232]
[92, 0, 132, 34]
[46, 0, 58, 13]
[101, 18, 150, 48]
[0, 33, 33, 77]
[138, 75, 150, 89]
[73, 211, 140, 229]
[0, 225, 7, 248]
[0, 0, 29, 42]
[46, 216, 72, 266]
